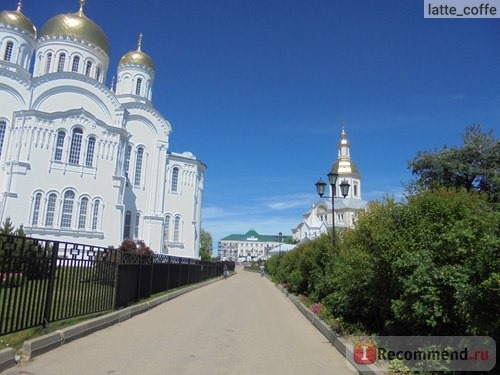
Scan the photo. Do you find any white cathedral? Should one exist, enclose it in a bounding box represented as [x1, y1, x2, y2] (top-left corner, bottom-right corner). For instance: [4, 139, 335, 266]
[0, 1, 206, 258]
[292, 129, 367, 241]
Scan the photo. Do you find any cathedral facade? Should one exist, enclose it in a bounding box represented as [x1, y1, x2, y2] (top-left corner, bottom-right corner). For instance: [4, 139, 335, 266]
[0, 2, 206, 258]
[292, 129, 367, 241]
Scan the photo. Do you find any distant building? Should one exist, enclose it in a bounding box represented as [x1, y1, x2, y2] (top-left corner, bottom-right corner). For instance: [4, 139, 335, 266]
[0, 2, 205, 257]
[218, 229, 288, 261]
[292, 129, 368, 241]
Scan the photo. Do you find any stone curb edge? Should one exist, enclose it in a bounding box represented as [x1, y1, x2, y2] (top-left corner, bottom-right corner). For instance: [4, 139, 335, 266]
[0, 276, 225, 372]
[277, 285, 382, 375]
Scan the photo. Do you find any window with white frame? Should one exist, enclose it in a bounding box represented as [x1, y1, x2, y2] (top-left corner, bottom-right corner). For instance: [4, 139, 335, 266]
[68, 128, 83, 164]
[135, 212, 140, 238]
[123, 210, 132, 239]
[85, 61, 92, 76]
[54, 131, 65, 161]
[45, 193, 57, 226]
[31, 193, 42, 226]
[163, 215, 171, 243]
[171, 167, 179, 192]
[91, 199, 100, 230]
[45, 52, 52, 74]
[134, 147, 144, 187]
[57, 53, 66, 72]
[60, 190, 75, 228]
[173, 216, 181, 242]
[0, 121, 6, 157]
[71, 56, 80, 72]
[86, 137, 95, 167]
[3, 41, 13, 62]
[135, 78, 142, 95]
[78, 197, 89, 229]
[124, 145, 131, 176]
[96, 67, 101, 81]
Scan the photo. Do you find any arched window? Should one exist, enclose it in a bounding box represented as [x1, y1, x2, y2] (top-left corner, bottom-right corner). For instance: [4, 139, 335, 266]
[354, 184, 358, 197]
[3, 41, 13, 61]
[134, 147, 144, 187]
[96, 67, 101, 81]
[171, 167, 179, 192]
[173, 216, 181, 242]
[31, 193, 42, 226]
[85, 61, 92, 76]
[71, 56, 80, 72]
[135, 212, 140, 238]
[45, 52, 52, 74]
[0, 121, 6, 157]
[57, 53, 66, 72]
[91, 199, 100, 230]
[45, 193, 57, 226]
[163, 215, 171, 243]
[124, 145, 131, 176]
[123, 210, 132, 239]
[54, 131, 65, 161]
[68, 128, 83, 164]
[86, 137, 96, 167]
[78, 197, 89, 229]
[60, 190, 75, 228]
[135, 78, 142, 95]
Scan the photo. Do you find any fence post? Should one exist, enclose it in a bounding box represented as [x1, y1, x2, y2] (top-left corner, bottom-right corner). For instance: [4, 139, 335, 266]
[43, 241, 59, 328]
[113, 251, 121, 309]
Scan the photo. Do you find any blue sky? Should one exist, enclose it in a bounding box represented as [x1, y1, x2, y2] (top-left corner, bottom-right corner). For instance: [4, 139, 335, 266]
[17, 0, 500, 251]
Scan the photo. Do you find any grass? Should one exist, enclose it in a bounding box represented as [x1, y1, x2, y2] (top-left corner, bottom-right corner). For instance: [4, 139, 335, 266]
[0, 311, 111, 353]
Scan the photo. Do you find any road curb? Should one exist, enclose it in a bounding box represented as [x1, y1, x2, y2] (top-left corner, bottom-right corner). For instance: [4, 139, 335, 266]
[0, 348, 15, 372]
[1, 276, 223, 372]
[277, 285, 380, 375]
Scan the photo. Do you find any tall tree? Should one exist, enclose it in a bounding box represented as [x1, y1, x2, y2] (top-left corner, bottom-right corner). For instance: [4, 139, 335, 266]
[408, 124, 499, 202]
[199, 229, 213, 260]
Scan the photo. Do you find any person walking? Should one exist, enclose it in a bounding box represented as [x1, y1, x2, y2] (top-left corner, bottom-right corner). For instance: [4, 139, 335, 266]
[260, 264, 265, 277]
[223, 263, 229, 279]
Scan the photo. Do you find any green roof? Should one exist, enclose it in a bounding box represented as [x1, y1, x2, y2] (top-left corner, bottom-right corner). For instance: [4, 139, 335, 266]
[220, 229, 288, 243]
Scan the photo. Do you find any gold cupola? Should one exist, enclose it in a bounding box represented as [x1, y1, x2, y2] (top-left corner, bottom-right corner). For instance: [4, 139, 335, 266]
[332, 128, 361, 178]
[0, 1, 36, 38]
[119, 34, 154, 70]
[39, 0, 109, 55]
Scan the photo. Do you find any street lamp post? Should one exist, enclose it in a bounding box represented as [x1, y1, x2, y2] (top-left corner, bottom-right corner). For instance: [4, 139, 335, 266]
[276, 232, 285, 256]
[315, 171, 350, 248]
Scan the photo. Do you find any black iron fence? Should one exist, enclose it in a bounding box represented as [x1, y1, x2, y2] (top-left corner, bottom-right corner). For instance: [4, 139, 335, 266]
[0, 233, 233, 336]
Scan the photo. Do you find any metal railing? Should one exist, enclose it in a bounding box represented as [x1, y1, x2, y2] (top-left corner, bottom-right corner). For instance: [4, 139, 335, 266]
[0, 234, 232, 336]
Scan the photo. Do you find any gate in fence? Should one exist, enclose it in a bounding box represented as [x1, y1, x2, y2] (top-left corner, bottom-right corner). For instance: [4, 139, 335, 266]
[0, 234, 230, 336]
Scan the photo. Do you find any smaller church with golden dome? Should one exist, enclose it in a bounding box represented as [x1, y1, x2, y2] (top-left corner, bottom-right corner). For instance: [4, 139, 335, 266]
[292, 129, 367, 241]
[0, 1, 206, 257]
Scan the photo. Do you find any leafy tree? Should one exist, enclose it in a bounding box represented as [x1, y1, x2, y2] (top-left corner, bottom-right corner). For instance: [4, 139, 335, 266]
[408, 124, 499, 202]
[0, 217, 15, 236]
[324, 189, 499, 336]
[199, 229, 213, 260]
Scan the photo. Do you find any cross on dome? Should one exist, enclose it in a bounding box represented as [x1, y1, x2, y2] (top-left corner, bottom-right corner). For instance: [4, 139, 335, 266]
[137, 33, 143, 51]
[78, 0, 86, 16]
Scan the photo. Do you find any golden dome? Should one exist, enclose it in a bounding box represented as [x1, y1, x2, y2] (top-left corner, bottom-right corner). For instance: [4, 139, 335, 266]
[332, 159, 361, 178]
[119, 34, 154, 70]
[332, 128, 361, 178]
[0, 3, 36, 38]
[39, 2, 109, 54]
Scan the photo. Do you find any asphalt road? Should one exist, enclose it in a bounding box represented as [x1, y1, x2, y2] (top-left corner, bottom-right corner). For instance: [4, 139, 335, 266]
[3, 267, 355, 375]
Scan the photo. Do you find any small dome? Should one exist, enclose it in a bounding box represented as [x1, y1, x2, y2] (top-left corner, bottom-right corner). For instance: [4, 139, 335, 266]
[0, 4, 37, 38]
[332, 159, 361, 178]
[119, 34, 154, 70]
[39, 3, 109, 55]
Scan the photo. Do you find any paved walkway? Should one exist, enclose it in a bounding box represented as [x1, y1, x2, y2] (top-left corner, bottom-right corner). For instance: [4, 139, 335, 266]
[3, 267, 354, 375]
